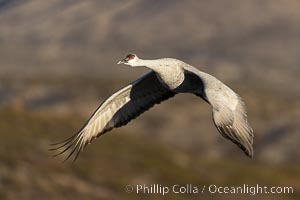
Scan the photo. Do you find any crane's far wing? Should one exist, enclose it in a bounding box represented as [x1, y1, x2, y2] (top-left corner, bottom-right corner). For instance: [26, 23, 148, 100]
[184, 67, 254, 158]
[50, 71, 176, 161]
[211, 95, 254, 158]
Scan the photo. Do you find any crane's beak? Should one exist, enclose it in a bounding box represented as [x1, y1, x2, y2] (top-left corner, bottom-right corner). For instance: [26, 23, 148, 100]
[117, 58, 127, 65]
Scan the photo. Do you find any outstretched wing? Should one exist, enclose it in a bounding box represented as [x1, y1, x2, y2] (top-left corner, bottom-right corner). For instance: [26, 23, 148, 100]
[51, 71, 176, 161]
[185, 67, 254, 158]
[211, 95, 254, 157]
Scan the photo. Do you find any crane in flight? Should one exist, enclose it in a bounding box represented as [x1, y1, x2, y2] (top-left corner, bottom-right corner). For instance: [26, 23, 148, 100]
[50, 54, 254, 161]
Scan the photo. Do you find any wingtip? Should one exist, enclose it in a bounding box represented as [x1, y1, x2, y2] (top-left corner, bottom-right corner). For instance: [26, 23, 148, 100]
[247, 152, 254, 159]
[245, 146, 254, 159]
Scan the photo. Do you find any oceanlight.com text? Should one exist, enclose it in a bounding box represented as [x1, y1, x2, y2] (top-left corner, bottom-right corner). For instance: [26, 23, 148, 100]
[125, 184, 294, 196]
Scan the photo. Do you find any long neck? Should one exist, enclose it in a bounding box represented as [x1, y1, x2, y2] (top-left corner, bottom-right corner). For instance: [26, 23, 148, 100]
[133, 58, 163, 72]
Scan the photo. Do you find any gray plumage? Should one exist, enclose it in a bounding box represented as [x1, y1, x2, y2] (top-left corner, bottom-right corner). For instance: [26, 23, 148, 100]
[51, 54, 254, 161]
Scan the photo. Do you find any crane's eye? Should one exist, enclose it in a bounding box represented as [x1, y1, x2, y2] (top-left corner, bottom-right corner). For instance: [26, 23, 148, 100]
[126, 54, 135, 60]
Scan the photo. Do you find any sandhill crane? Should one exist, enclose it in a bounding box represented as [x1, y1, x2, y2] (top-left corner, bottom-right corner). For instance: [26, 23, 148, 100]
[51, 54, 254, 161]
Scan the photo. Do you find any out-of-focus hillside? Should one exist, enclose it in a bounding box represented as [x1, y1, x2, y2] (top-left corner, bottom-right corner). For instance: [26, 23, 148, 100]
[0, 108, 299, 200]
[0, 0, 299, 199]
[0, 0, 299, 93]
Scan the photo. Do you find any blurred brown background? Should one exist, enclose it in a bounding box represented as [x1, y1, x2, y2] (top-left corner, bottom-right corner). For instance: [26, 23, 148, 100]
[0, 0, 299, 199]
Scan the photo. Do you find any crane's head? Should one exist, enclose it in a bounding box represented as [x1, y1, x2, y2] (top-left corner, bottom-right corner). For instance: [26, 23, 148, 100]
[117, 53, 138, 66]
